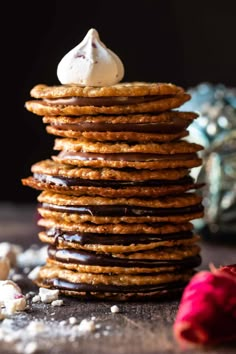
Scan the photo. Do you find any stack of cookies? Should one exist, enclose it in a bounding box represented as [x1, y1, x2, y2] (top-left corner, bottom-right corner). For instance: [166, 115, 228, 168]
[22, 82, 204, 301]
[22, 28, 204, 300]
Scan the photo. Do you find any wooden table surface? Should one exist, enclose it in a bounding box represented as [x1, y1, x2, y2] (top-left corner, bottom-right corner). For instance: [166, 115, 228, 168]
[0, 202, 235, 354]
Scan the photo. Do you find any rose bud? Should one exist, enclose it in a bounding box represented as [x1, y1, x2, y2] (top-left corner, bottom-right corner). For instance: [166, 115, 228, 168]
[173, 267, 236, 346]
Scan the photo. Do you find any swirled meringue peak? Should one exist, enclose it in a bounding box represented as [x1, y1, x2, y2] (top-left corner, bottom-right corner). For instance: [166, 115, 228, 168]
[57, 28, 125, 86]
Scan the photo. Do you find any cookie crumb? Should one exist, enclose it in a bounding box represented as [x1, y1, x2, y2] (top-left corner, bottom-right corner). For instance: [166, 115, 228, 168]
[110, 305, 120, 313]
[27, 266, 41, 280]
[23, 341, 38, 354]
[39, 288, 59, 303]
[77, 319, 95, 333]
[11, 273, 24, 282]
[32, 295, 40, 303]
[51, 299, 63, 307]
[69, 317, 77, 325]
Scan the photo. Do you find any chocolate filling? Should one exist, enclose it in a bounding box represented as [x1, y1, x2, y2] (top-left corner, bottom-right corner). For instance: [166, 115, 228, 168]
[44, 95, 173, 107]
[48, 245, 201, 268]
[34, 173, 194, 188]
[57, 151, 198, 162]
[44, 278, 190, 293]
[50, 119, 189, 134]
[41, 202, 204, 217]
[45, 228, 193, 245]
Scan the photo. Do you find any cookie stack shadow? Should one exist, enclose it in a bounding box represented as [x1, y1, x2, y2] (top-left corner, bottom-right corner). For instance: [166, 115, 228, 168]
[22, 82, 204, 300]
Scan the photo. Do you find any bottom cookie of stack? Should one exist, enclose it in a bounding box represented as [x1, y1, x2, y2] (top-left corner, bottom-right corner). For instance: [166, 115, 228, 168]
[35, 216, 202, 300]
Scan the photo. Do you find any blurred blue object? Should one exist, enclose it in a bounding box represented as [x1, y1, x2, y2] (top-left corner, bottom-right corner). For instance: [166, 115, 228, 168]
[181, 82, 236, 242]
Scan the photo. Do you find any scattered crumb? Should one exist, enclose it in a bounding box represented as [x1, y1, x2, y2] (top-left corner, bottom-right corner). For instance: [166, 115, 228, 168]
[27, 266, 41, 280]
[31, 295, 40, 303]
[69, 317, 77, 325]
[59, 320, 66, 326]
[39, 288, 59, 304]
[77, 319, 96, 333]
[23, 341, 38, 354]
[51, 299, 64, 307]
[110, 305, 120, 313]
[27, 320, 46, 335]
[11, 273, 24, 282]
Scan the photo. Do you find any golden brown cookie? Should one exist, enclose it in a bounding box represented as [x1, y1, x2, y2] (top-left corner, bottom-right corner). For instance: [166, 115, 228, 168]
[35, 263, 195, 300]
[42, 111, 198, 125]
[37, 191, 202, 208]
[25, 94, 190, 116]
[53, 138, 203, 154]
[29, 82, 185, 99]
[37, 191, 203, 224]
[37, 218, 193, 235]
[52, 151, 202, 170]
[39, 227, 199, 253]
[43, 111, 197, 142]
[22, 174, 202, 198]
[45, 243, 200, 273]
[46, 125, 188, 142]
[25, 159, 191, 181]
[22, 157, 203, 198]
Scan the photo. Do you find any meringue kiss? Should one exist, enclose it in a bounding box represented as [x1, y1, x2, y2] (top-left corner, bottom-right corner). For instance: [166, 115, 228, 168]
[57, 28, 125, 86]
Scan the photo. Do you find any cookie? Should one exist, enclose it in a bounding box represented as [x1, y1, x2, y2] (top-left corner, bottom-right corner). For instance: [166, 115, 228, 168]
[43, 110, 197, 142]
[22, 174, 202, 198]
[25, 94, 190, 116]
[53, 138, 203, 154]
[46, 125, 188, 143]
[37, 191, 204, 224]
[39, 227, 200, 253]
[28, 82, 185, 99]
[35, 264, 196, 300]
[53, 151, 202, 170]
[37, 218, 194, 235]
[45, 243, 201, 274]
[22, 158, 203, 198]
[24, 159, 191, 181]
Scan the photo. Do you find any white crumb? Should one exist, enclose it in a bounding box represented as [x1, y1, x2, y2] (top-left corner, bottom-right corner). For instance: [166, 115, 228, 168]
[59, 320, 66, 326]
[27, 266, 41, 280]
[51, 299, 64, 307]
[11, 273, 24, 282]
[77, 319, 96, 333]
[39, 288, 59, 304]
[110, 305, 120, 313]
[69, 317, 77, 325]
[31, 295, 40, 303]
[23, 341, 38, 354]
[26, 321, 46, 335]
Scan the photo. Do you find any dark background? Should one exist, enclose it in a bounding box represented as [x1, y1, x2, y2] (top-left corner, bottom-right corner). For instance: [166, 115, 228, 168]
[2, 0, 236, 202]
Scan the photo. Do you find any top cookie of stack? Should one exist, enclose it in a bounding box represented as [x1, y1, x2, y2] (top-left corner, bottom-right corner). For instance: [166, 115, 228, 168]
[22, 28, 204, 301]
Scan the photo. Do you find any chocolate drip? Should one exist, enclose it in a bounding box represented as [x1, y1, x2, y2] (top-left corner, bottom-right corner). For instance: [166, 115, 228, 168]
[34, 173, 194, 188]
[46, 228, 193, 245]
[41, 202, 204, 217]
[44, 95, 173, 107]
[45, 278, 190, 293]
[51, 119, 189, 134]
[57, 151, 198, 162]
[48, 245, 201, 268]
